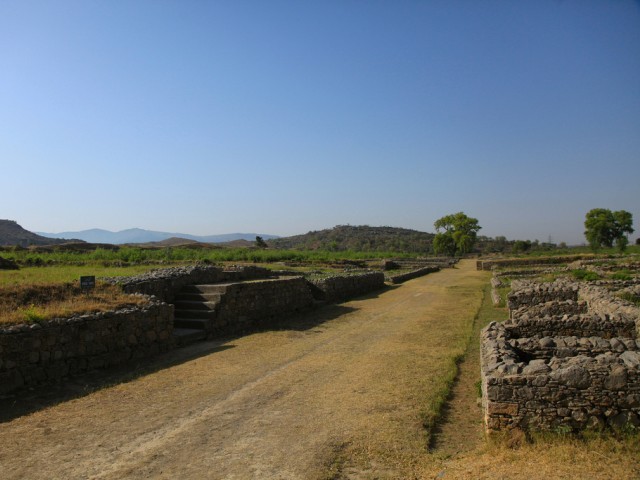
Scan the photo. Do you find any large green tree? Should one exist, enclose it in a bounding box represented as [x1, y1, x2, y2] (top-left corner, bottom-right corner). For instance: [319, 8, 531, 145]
[584, 208, 634, 252]
[433, 212, 481, 256]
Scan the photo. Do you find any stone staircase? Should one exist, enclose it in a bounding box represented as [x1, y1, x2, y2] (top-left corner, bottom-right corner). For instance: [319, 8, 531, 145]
[172, 284, 226, 346]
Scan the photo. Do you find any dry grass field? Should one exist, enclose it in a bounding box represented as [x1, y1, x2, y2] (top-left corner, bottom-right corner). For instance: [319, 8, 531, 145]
[0, 282, 149, 325]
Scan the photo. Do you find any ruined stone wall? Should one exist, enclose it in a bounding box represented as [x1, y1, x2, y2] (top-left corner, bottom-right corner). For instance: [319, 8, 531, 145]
[0, 300, 174, 395]
[308, 272, 386, 303]
[579, 285, 640, 334]
[507, 280, 579, 315]
[504, 314, 636, 339]
[483, 276, 640, 433]
[510, 335, 639, 360]
[510, 299, 588, 321]
[211, 277, 315, 336]
[109, 265, 272, 303]
[477, 256, 591, 271]
[481, 322, 640, 432]
[386, 267, 439, 284]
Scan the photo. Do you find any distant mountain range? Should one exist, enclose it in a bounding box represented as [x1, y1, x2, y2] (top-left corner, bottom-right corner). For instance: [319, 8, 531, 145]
[35, 227, 279, 245]
[2, 220, 436, 253]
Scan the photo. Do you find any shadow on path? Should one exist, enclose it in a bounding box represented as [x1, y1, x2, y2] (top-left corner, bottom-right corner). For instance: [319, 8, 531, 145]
[0, 303, 356, 423]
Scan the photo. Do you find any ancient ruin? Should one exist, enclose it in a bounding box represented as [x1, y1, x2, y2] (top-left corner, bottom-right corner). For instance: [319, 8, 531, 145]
[481, 277, 640, 432]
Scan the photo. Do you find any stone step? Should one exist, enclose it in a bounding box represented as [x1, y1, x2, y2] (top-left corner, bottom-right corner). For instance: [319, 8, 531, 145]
[181, 284, 229, 294]
[174, 292, 222, 303]
[173, 300, 219, 311]
[175, 308, 216, 320]
[173, 327, 207, 346]
[174, 317, 209, 330]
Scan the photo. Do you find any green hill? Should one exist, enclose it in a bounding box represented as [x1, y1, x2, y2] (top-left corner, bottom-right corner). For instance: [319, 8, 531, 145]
[0, 220, 79, 247]
[268, 225, 434, 253]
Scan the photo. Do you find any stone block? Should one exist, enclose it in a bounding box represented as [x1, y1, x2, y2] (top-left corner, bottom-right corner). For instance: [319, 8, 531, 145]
[487, 402, 519, 416]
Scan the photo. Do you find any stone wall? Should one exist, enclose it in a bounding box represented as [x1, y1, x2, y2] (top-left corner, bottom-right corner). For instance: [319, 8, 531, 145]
[385, 266, 439, 284]
[579, 285, 640, 333]
[507, 280, 579, 315]
[0, 300, 174, 395]
[510, 335, 639, 360]
[510, 299, 588, 321]
[210, 277, 315, 336]
[109, 265, 272, 303]
[481, 322, 640, 432]
[503, 313, 637, 340]
[477, 256, 592, 271]
[483, 277, 640, 433]
[308, 272, 386, 303]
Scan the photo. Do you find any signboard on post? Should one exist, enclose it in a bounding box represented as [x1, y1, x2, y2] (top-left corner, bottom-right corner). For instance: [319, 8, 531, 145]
[80, 276, 96, 291]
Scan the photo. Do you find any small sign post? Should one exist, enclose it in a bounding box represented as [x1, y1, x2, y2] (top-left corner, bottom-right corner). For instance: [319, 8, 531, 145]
[80, 275, 96, 291]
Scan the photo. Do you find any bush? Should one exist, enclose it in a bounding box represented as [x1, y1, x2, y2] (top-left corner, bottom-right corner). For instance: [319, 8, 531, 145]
[571, 269, 600, 281]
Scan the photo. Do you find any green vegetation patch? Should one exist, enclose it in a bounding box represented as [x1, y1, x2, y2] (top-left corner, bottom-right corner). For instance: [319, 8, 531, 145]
[571, 269, 600, 281]
[617, 292, 640, 306]
[610, 270, 633, 281]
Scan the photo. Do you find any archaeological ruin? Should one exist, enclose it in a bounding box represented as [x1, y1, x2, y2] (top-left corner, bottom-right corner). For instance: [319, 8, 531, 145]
[482, 277, 640, 433]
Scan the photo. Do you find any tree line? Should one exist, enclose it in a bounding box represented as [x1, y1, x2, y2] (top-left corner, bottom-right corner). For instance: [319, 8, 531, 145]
[431, 208, 635, 256]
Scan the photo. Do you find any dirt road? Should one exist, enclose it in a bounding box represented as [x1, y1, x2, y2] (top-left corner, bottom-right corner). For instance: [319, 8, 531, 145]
[0, 261, 487, 479]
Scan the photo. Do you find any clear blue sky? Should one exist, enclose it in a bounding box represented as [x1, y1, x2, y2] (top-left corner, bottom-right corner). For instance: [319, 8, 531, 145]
[2, 0, 639, 244]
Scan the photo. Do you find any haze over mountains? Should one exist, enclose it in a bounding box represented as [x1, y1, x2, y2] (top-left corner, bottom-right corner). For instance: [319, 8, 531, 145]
[36, 228, 279, 245]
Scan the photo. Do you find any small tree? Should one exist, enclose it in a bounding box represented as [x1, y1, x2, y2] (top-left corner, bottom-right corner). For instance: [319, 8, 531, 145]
[512, 240, 531, 253]
[433, 212, 481, 256]
[255, 236, 268, 249]
[584, 208, 634, 252]
[433, 232, 456, 256]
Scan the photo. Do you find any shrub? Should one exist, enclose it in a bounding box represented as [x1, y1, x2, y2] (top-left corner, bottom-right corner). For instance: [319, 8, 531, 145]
[571, 269, 600, 281]
[20, 304, 46, 323]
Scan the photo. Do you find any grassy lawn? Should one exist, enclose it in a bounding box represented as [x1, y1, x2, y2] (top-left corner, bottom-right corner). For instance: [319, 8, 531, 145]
[0, 264, 165, 287]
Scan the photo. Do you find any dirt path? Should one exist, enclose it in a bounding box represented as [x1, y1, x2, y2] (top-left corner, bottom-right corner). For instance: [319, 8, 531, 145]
[0, 261, 488, 479]
[429, 344, 485, 457]
[430, 285, 496, 458]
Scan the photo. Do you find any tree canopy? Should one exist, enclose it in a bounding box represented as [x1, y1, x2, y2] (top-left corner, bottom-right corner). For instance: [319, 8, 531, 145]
[432, 212, 481, 256]
[584, 208, 634, 252]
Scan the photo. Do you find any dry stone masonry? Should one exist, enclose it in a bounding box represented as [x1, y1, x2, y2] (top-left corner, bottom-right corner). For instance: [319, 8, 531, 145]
[477, 256, 591, 271]
[385, 266, 439, 284]
[107, 264, 272, 303]
[0, 299, 173, 394]
[175, 276, 315, 338]
[308, 272, 386, 303]
[482, 278, 640, 433]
